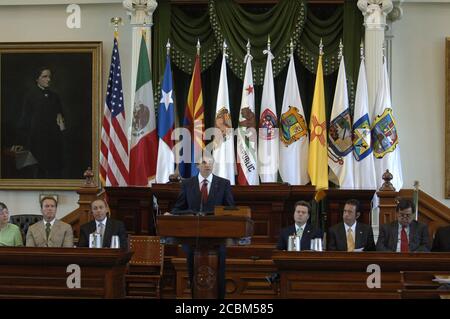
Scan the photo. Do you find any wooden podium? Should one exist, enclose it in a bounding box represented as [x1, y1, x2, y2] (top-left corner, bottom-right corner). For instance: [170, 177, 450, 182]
[157, 215, 253, 299]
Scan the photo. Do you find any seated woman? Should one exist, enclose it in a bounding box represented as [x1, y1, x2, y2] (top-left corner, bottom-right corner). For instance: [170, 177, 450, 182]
[0, 202, 24, 246]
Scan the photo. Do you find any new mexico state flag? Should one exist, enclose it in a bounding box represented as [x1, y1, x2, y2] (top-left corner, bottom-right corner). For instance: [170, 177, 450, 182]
[308, 55, 328, 191]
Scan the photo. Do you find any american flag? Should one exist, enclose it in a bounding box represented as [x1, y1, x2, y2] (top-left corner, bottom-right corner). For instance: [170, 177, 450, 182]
[100, 36, 129, 186]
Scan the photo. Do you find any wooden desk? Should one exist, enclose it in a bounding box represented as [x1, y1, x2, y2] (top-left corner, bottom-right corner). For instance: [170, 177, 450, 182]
[273, 251, 450, 299]
[0, 247, 132, 298]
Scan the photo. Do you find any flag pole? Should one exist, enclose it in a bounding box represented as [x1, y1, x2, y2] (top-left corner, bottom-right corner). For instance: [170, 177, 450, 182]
[413, 181, 420, 221]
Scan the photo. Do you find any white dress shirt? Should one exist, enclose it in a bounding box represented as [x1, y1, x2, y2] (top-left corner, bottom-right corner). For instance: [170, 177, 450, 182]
[44, 218, 56, 227]
[198, 174, 213, 194]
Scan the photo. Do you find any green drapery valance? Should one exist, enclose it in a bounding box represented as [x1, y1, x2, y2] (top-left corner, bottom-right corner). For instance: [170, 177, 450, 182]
[153, 0, 362, 105]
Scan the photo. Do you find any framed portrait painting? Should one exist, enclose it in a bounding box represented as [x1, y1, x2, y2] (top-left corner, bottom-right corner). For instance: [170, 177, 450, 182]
[0, 42, 102, 189]
[446, 38, 450, 198]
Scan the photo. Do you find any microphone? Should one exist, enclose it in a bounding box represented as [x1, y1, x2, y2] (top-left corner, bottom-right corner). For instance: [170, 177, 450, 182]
[199, 199, 205, 216]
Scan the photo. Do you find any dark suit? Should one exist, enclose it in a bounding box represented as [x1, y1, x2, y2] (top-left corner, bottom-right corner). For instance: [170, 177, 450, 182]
[277, 224, 322, 251]
[376, 220, 430, 252]
[17, 85, 64, 178]
[328, 222, 375, 251]
[432, 225, 450, 252]
[172, 174, 235, 299]
[78, 218, 127, 249]
[172, 175, 235, 213]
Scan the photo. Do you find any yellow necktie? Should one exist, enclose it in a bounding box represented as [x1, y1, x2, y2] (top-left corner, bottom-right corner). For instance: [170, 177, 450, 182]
[347, 228, 355, 252]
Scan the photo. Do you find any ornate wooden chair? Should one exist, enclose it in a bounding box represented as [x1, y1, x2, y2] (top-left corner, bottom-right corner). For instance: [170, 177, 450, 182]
[125, 235, 164, 299]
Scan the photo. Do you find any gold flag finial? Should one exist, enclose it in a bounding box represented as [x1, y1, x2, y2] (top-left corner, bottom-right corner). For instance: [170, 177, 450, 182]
[319, 38, 324, 56]
[196, 38, 201, 56]
[166, 38, 171, 55]
[110, 17, 122, 38]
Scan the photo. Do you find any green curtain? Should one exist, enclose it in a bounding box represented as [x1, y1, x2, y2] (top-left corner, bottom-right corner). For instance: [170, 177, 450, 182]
[210, 0, 306, 85]
[153, 0, 362, 95]
[343, 0, 364, 108]
[152, 0, 363, 125]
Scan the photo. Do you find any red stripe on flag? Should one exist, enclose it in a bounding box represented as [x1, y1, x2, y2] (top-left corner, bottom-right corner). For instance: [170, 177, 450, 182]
[100, 109, 129, 186]
[237, 163, 249, 185]
[129, 130, 158, 186]
[108, 135, 129, 184]
[111, 117, 128, 152]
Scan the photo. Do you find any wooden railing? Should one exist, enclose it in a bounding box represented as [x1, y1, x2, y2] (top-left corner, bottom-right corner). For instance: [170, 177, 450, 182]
[61, 185, 101, 239]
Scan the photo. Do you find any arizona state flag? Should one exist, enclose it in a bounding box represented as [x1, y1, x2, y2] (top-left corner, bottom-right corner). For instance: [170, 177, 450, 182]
[179, 54, 205, 178]
[308, 55, 328, 190]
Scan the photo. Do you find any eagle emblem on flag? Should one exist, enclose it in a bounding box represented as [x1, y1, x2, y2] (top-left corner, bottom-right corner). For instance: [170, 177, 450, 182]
[372, 108, 399, 158]
[328, 108, 353, 156]
[280, 106, 307, 146]
[131, 102, 150, 137]
[352, 114, 372, 161]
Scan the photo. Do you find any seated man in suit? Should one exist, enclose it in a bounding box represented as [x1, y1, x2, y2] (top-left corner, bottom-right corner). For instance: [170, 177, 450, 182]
[26, 196, 73, 247]
[432, 225, 450, 252]
[277, 200, 321, 250]
[376, 198, 430, 252]
[328, 199, 375, 251]
[78, 199, 127, 249]
[171, 153, 234, 299]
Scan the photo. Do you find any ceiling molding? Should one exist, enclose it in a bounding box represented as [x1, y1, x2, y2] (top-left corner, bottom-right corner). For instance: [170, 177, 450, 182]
[1, 0, 447, 6]
[0, 0, 122, 5]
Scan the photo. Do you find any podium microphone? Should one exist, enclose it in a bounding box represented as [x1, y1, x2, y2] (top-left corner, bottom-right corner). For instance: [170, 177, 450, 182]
[199, 199, 205, 216]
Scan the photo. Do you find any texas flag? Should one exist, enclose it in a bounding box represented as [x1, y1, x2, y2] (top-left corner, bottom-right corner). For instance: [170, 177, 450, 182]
[156, 54, 175, 183]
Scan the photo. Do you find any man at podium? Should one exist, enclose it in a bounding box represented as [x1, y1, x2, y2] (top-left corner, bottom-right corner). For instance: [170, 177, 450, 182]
[171, 154, 235, 299]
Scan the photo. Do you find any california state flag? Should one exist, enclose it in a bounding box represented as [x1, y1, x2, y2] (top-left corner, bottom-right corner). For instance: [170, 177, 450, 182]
[129, 35, 158, 186]
[237, 50, 258, 185]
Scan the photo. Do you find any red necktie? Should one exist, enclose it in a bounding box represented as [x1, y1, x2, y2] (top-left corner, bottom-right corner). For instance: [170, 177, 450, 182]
[201, 179, 208, 206]
[400, 226, 409, 252]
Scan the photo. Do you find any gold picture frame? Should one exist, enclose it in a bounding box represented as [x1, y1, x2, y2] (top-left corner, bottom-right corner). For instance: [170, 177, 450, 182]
[0, 42, 102, 189]
[446, 38, 450, 198]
